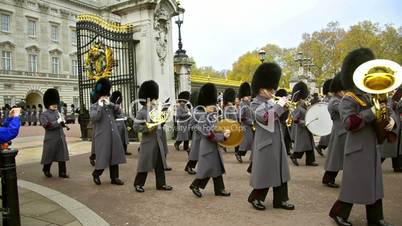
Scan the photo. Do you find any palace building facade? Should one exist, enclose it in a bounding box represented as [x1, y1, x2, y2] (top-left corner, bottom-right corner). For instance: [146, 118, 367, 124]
[0, 0, 180, 108]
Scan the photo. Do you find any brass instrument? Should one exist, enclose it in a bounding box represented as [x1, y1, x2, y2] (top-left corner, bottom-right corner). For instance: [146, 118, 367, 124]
[215, 119, 244, 148]
[146, 98, 171, 129]
[353, 59, 402, 143]
[273, 96, 298, 127]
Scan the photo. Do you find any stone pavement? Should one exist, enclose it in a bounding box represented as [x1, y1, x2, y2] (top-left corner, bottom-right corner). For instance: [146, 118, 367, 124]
[0, 186, 82, 226]
[15, 143, 402, 226]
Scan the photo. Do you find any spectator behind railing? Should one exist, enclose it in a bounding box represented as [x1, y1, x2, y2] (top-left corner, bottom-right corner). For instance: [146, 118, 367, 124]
[0, 107, 21, 145]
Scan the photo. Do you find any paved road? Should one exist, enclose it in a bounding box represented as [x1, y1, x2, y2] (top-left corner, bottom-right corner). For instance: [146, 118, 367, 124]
[16, 143, 402, 226]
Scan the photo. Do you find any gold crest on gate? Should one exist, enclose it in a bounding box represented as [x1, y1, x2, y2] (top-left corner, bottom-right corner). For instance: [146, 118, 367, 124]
[85, 41, 113, 81]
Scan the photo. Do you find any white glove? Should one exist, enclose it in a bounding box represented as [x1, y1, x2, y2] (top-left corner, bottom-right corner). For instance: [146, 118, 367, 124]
[277, 97, 288, 108]
[223, 129, 231, 138]
[104, 99, 110, 105]
[98, 99, 105, 106]
[385, 117, 395, 131]
[57, 117, 63, 124]
[371, 106, 376, 115]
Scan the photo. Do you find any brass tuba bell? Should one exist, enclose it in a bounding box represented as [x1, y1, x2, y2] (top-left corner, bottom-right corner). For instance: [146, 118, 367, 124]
[353, 59, 402, 143]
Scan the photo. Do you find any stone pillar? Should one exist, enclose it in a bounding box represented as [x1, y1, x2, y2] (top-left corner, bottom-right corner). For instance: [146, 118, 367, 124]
[111, 0, 180, 102]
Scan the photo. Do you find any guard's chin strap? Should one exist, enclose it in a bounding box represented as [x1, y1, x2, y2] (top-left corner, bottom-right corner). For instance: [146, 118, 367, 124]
[344, 91, 367, 107]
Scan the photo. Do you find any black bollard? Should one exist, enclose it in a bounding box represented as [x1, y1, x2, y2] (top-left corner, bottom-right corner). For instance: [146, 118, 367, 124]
[1, 148, 21, 226]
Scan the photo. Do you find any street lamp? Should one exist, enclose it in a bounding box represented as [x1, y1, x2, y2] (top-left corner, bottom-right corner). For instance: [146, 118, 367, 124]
[175, 8, 185, 56]
[258, 49, 266, 63]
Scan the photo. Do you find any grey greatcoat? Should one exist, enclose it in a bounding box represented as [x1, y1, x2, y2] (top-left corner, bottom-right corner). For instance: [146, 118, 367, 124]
[378, 97, 400, 158]
[324, 95, 346, 171]
[250, 95, 291, 189]
[292, 102, 315, 153]
[114, 107, 129, 146]
[40, 110, 69, 164]
[176, 104, 191, 141]
[318, 95, 331, 147]
[188, 107, 204, 161]
[239, 99, 254, 151]
[133, 106, 168, 172]
[90, 103, 126, 170]
[195, 109, 226, 179]
[338, 90, 394, 204]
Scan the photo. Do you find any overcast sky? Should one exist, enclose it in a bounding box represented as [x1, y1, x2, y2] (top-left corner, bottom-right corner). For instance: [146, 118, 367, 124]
[172, 0, 402, 71]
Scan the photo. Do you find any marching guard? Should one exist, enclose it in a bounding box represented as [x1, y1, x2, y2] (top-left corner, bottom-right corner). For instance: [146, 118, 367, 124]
[133, 80, 172, 192]
[316, 79, 333, 156]
[184, 91, 201, 175]
[90, 78, 126, 186]
[322, 73, 346, 188]
[235, 82, 254, 163]
[110, 91, 131, 155]
[247, 62, 294, 211]
[40, 88, 69, 178]
[329, 48, 394, 226]
[174, 91, 192, 152]
[189, 83, 231, 198]
[289, 81, 318, 166]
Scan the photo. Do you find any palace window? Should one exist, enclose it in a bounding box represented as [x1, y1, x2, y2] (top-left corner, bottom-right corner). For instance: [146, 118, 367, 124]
[71, 29, 77, 45]
[50, 24, 59, 41]
[1, 13, 10, 32]
[51, 57, 60, 74]
[28, 54, 37, 72]
[27, 19, 36, 37]
[2, 51, 12, 70]
[71, 59, 78, 76]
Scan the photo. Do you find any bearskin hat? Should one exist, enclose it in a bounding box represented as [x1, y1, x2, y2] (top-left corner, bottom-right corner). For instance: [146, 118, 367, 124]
[93, 78, 112, 100]
[323, 79, 333, 95]
[223, 88, 236, 105]
[71, 104, 75, 108]
[110, 91, 122, 104]
[138, 80, 159, 105]
[340, 48, 375, 90]
[238, 82, 251, 98]
[32, 105, 36, 109]
[63, 103, 67, 108]
[178, 91, 191, 101]
[38, 104, 42, 108]
[291, 81, 309, 101]
[330, 73, 344, 93]
[43, 88, 60, 109]
[190, 90, 199, 107]
[4, 104, 10, 109]
[251, 62, 282, 95]
[275, 88, 288, 97]
[198, 83, 217, 106]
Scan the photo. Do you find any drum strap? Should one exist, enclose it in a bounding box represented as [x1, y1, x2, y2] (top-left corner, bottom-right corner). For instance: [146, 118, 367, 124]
[344, 92, 367, 107]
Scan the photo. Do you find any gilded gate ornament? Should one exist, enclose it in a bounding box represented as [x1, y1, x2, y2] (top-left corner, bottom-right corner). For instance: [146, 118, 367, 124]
[85, 41, 113, 81]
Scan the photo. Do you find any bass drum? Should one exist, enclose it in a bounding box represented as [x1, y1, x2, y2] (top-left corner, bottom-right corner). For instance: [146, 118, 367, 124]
[305, 102, 332, 136]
